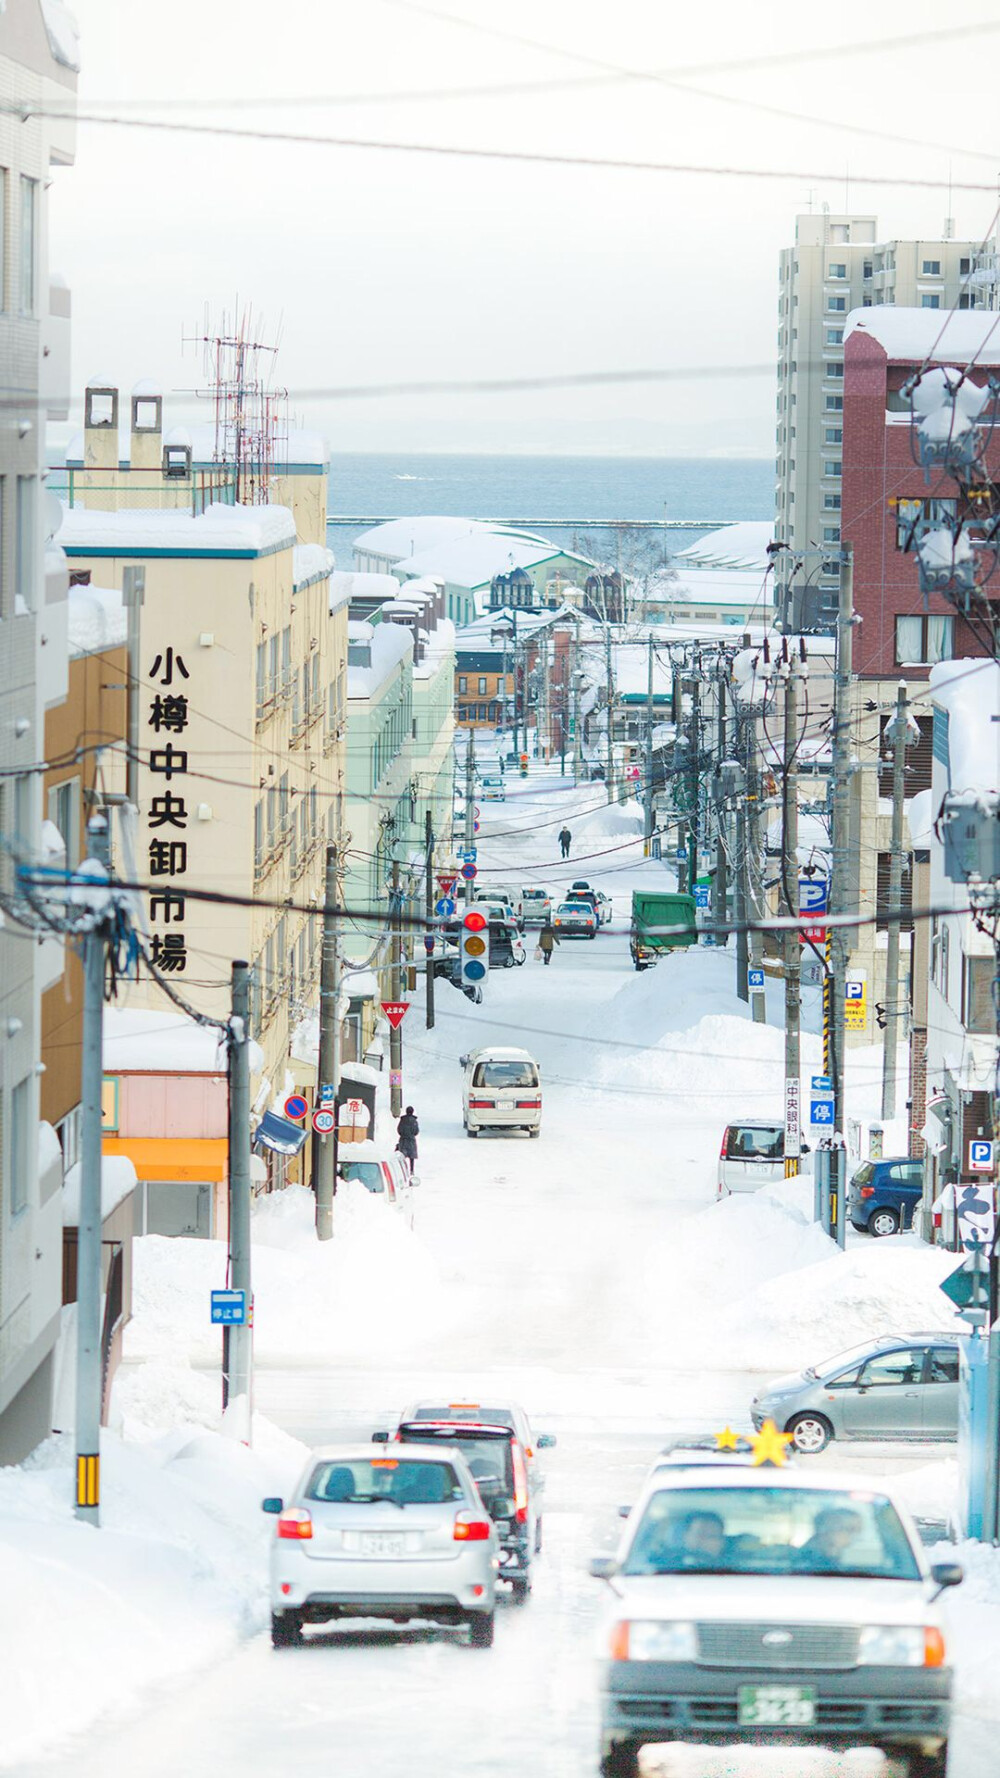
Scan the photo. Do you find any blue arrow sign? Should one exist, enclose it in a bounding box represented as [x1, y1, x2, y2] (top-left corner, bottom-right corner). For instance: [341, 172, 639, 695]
[462, 847, 477, 863]
[811, 1075, 833, 1092]
[435, 896, 456, 917]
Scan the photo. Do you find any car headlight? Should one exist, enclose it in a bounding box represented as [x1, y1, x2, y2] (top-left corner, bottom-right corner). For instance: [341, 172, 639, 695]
[612, 1620, 697, 1662]
[857, 1626, 939, 1667]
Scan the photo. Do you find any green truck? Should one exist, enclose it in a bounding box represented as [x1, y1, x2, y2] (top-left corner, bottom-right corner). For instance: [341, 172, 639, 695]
[629, 890, 698, 971]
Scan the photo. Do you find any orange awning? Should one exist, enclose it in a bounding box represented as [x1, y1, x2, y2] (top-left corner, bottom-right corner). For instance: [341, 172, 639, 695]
[102, 1136, 228, 1183]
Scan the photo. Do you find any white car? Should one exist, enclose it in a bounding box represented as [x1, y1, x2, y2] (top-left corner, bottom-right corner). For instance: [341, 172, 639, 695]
[717, 1118, 787, 1195]
[480, 776, 506, 801]
[337, 1140, 414, 1226]
[591, 1464, 961, 1777]
[264, 1444, 500, 1647]
[521, 887, 553, 926]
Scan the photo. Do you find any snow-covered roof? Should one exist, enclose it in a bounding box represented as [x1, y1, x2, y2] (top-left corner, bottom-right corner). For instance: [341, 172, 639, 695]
[676, 521, 774, 572]
[62, 1155, 137, 1227]
[330, 569, 402, 608]
[930, 657, 1000, 791]
[414, 616, 455, 680]
[67, 582, 127, 657]
[347, 618, 413, 698]
[41, 0, 80, 71]
[353, 516, 489, 561]
[57, 501, 296, 558]
[647, 566, 770, 612]
[845, 308, 1000, 366]
[396, 532, 586, 589]
[292, 542, 335, 591]
[103, 1008, 230, 1075]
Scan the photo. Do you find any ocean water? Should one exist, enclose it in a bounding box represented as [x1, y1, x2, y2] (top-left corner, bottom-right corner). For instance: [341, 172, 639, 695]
[326, 453, 772, 565]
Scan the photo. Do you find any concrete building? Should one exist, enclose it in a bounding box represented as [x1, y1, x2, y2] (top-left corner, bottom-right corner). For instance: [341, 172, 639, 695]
[774, 212, 994, 626]
[639, 522, 775, 627]
[0, 0, 76, 1464]
[838, 306, 999, 1051]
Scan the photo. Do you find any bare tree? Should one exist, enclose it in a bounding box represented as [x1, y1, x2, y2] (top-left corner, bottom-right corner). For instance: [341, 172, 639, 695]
[577, 523, 675, 625]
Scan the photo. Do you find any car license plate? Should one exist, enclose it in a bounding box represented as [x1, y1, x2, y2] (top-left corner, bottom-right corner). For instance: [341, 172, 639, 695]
[359, 1533, 405, 1557]
[738, 1685, 815, 1727]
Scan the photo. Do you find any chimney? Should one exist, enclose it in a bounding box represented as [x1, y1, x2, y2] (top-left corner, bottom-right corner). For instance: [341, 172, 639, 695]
[83, 378, 119, 471]
[130, 378, 163, 474]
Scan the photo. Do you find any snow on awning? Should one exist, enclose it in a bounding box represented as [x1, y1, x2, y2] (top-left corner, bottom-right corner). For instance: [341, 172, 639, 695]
[254, 1111, 308, 1157]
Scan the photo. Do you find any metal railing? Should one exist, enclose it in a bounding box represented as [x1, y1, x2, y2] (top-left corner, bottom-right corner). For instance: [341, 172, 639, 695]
[55, 467, 239, 517]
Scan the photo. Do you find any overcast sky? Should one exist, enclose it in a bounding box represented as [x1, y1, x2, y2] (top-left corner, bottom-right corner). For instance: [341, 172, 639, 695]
[50, 0, 1000, 457]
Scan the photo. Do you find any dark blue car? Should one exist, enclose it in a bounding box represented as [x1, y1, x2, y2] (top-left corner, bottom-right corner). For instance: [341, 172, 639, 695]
[849, 1156, 923, 1236]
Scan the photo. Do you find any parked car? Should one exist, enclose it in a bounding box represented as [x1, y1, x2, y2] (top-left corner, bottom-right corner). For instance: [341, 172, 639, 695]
[850, 1156, 924, 1236]
[461, 1045, 541, 1138]
[521, 887, 553, 926]
[338, 1141, 414, 1225]
[591, 1464, 960, 1777]
[386, 1416, 539, 1601]
[399, 1398, 555, 1545]
[473, 883, 525, 926]
[717, 1119, 787, 1195]
[750, 1331, 967, 1453]
[264, 1443, 499, 1647]
[593, 889, 613, 925]
[443, 912, 525, 968]
[480, 776, 506, 801]
[554, 899, 597, 938]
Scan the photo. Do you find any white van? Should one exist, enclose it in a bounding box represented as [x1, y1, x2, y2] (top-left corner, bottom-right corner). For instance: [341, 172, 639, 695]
[717, 1119, 787, 1196]
[461, 1046, 542, 1139]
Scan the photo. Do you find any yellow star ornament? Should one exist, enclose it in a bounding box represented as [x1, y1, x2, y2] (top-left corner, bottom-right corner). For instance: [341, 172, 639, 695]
[750, 1419, 793, 1468]
[715, 1427, 741, 1451]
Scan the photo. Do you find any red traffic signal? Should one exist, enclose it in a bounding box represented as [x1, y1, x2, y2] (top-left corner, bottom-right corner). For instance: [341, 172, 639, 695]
[463, 909, 487, 933]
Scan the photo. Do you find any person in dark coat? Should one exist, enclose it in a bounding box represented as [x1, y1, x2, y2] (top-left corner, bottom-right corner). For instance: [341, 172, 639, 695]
[538, 920, 560, 965]
[396, 1106, 419, 1168]
[558, 826, 572, 859]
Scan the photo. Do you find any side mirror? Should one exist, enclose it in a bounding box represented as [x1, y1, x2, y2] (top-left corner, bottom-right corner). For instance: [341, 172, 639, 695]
[536, 1433, 556, 1450]
[930, 1561, 964, 1596]
[262, 1496, 283, 1514]
[617, 1504, 631, 1519]
[371, 1429, 390, 1444]
[589, 1554, 620, 1581]
[489, 1495, 516, 1520]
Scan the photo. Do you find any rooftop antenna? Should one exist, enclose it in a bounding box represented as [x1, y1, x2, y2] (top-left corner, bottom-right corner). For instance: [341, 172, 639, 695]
[183, 301, 287, 505]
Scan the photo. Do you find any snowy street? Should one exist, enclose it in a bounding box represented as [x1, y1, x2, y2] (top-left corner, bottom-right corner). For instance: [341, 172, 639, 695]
[8, 770, 1000, 1777]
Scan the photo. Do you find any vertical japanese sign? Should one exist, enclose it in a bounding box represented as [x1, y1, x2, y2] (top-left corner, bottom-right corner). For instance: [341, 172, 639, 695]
[146, 646, 191, 973]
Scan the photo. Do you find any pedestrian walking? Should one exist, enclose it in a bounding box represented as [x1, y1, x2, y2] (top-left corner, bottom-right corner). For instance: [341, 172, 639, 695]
[558, 826, 572, 859]
[537, 920, 560, 966]
[396, 1105, 419, 1177]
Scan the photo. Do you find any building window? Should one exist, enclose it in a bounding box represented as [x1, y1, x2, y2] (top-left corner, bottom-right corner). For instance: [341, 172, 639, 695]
[827, 263, 847, 279]
[823, 494, 841, 510]
[921, 294, 941, 309]
[863, 260, 873, 279]
[827, 296, 847, 311]
[960, 257, 971, 275]
[823, 526, 840, 542]
[10, 1076, 30, 1216]
[829, 224, 849, 243]
[0, 169, 7, 311]
[959, 293, 975, 310]
[894, 495, 958, 551]
[15, 475, 35, 611]
[922, 259, 941, 276]
[825, 329, 844, 346]
[824, 427, 843, 444]
[894, 613, 953, 665]
[478, 703, 487, 721]
[824, 460, 842, 477]
[825, 395, 843, 412]
[458, 675, 467, 694]
[963, 956, 995, 1034]
[18, 176, 36, 315]
[826, 361, 844, 379]
[48, 778, 80, 869]
[478, 676, 487, 695]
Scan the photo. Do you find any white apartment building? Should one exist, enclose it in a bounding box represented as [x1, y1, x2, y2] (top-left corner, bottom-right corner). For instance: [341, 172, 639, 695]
[0, 0, 76, 1463]
[774, 211, 995, 625]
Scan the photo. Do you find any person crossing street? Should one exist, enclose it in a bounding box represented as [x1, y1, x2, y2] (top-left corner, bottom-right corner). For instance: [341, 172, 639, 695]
[537, 919, 560, 966]
[558, 826, 572, 859]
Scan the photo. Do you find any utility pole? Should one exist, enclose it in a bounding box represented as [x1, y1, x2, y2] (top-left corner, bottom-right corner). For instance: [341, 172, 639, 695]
[424, 808, 435, 1031]
[742, 705, 767, 1024]
[828, 545, 855, 1248]
[688, 655, 701, 903]
[605, 623, 616, 803]
[464, 727, 475, 907]
[713, 659, 729, 946]
[226, 960, 253, 1433]
[75, 812, 111, 1524]
[313, 843, 340, 1241]
[572, 670, 583, 785]
[643, 635, 655, 854]
[122, 565, 145, 809]
[881, 680, 910, 1119]
[390, 857, 403, 1117]
[781, 651, 802, 1178]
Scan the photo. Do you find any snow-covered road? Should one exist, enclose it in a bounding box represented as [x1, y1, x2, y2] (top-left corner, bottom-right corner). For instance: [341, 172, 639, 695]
[15, 768, 999, 1776]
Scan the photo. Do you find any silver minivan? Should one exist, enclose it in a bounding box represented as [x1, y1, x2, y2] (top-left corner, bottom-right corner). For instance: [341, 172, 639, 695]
[717, 1118, 787, 1195]
[461, 1046, 541, 1138]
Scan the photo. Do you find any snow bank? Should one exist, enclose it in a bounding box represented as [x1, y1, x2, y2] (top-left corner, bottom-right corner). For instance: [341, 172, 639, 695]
[572, 796, 644, 841]
[0, 1406, 305, 1768]
[127, 1183, 454, 1368]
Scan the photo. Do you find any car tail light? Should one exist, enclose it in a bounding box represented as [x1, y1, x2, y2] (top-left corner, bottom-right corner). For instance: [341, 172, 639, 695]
[512, 1441, 529, 1524]
[453, 1514, 491, 1542]
[516, 1099, 541, 1109]
[277, 1509, 313, 1540]
[721, 1129, 730, 1159]
[924, 1628, 946, 1667]
[469, 1098, 494, 1110]
[609, 1621, 630, 1660]
[860, 1185, 875, 1198]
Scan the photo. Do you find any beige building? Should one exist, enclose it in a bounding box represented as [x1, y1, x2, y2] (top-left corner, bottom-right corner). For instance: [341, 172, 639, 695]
[55, 388, 348, 1191]
[774, 212, 994, 624]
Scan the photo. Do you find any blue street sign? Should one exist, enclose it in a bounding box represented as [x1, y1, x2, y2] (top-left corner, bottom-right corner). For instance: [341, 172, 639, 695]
[970, 1139, 995, 1173]
[810, 1099, 835, 1126]
[461, 863, 477, 882]
[675, 848, 687, 862]
[435, 896, 456, 917]
[811, 1075, 833, 1092]
[798, 876, 829, 914]
[748, 967, 765, 989]
[462, 847, 477, 863]
[693, 885, 710, 908]
[319, 1082, 335, 1102]
[846, 980, 865, 1000]
[211, 1288, 248, 1326]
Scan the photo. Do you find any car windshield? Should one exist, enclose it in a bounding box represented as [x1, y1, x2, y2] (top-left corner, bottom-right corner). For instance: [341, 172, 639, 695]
[623, 1486, 920, 1580]
[725, 1125, 784, 1160]
[411, 1405, 516, 1429]
[397, 1429, 514, 1493]
[557, 903, 589, 917]
[523, 891, 546, 902]
[472, 1061, 538, 1088]
[340, 1162, 385, 1193]
[817, 1338, 891, 1380]
[305, 1458, 464, 1505]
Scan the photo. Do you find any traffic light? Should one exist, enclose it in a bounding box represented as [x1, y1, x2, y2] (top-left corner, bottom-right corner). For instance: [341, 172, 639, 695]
[519, 752, 528, 778]
[460, 907, 489, 990]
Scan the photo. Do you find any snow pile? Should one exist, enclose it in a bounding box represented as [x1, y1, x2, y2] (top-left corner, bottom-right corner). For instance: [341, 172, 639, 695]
[929, 656, 1000, 791]
[944, 1539, 1000, 1720]
[572, 796, 644, 841]
[0, 1409, 305, 1769]
[127, 1183, 452, 1368]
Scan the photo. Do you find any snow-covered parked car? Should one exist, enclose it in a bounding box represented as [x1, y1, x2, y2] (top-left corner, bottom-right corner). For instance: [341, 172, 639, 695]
[338, 1141, 414, 1224]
